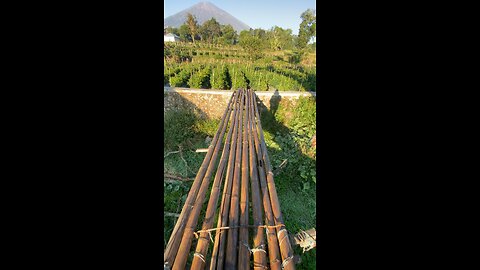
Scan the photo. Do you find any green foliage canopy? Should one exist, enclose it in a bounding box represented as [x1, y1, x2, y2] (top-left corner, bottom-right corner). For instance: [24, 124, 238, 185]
[297, 9, 316, 49]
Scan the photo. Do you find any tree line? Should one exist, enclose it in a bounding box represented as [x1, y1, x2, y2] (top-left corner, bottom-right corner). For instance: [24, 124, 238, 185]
[165, 9, 316, 57]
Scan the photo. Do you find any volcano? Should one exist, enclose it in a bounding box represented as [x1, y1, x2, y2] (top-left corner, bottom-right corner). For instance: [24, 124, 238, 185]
[164, 1, 251, 33]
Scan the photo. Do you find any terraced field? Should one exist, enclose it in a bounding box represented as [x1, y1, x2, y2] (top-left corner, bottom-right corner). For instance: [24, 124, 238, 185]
[164, 43, 316, 92]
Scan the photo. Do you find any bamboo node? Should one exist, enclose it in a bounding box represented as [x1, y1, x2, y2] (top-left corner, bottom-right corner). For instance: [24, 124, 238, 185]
[270, 258, 281, 265]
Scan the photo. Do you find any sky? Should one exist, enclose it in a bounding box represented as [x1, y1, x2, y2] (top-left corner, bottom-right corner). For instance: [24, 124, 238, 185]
[164, 0, 316, 35]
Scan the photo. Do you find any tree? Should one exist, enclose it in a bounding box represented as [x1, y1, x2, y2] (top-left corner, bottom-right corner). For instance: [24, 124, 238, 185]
[200, 18, 222, 43]
[269, 27, 281, 50]
[252, 28, 267, 39]
[252, 28, 268, 49]
[268, 26, 294, 50]
[239, 30, 263, 60]
[220, 24, 238, 45]
[165, 26, 179, 36]
[186, 13, 198, 43]
[178, 24, 192, 42]
[297, 9, 316, 49]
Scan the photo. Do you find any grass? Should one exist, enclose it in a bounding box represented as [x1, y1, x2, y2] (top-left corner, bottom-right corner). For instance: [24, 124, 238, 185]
[163, 97, 316, 269]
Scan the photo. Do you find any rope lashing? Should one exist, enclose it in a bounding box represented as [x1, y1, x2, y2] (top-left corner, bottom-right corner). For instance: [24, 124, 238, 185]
[281, 255, 294, 269]
[193, 233, 215, 244]
[253, 262, 269, 269]
[193, 252, 206, 263]
[277, 228, 289, 247]
[241, 242, 267, 255]
[193, 224, 286, 238]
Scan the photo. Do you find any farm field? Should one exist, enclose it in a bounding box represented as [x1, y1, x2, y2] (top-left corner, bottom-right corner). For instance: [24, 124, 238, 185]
[164, 42, 316, 92]
[163, 2, 316, 267]
[163, 96, 317, 269]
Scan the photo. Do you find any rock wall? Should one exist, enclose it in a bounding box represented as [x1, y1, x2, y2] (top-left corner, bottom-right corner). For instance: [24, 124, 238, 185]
[164, 87, 316, 119]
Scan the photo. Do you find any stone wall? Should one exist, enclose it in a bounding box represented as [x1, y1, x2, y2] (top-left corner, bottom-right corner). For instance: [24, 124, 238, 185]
[164, 87, 316, 119]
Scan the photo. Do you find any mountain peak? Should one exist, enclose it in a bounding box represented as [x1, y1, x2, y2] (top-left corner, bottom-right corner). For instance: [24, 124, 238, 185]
[164, 2, 250, 33]
[197, 1, 214, 6]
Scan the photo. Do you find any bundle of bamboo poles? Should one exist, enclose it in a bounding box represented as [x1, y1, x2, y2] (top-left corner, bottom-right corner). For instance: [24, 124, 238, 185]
[164, 89, 296, 270]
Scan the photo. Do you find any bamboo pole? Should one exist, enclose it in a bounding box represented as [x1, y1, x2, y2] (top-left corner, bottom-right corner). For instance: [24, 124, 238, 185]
[190, 89, 241, 270]
[171, 91, 239, 270]
[249, 89, 282, 270]
[237, 88, 250, 270]
[165, 88, 296, 269]
[210, 89, 243, 270]
[164, 92, 235, 268]
[224, 88, 245, 270]
[246, 89, 268, 270]
[252, 90, 296, 270]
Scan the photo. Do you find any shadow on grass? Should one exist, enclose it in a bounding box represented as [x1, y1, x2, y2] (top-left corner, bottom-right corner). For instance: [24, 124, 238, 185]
[164, 89, 222, 152]
[164, 90, 224, 253]
[254, 92, 317, 270]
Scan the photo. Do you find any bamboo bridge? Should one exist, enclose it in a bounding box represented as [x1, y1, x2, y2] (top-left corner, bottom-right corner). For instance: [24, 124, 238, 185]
[164, 89, 296, 270]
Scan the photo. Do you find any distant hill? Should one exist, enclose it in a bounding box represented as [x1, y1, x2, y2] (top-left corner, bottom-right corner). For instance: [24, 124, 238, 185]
[164, 1, 251, 33]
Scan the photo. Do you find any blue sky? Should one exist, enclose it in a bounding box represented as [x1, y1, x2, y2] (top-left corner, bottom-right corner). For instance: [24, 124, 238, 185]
[164, 0, 316, 35]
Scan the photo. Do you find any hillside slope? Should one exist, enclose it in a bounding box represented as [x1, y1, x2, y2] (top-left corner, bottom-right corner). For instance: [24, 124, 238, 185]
[164, 1, 251, 33]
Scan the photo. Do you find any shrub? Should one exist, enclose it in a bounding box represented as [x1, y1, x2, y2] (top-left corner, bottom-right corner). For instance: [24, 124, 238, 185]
[169, 68, 192, 87]
[289, 96, 316, 156]
[164, 110, 197, 150]
[271, 97, 316, 183]
[210, 65, 229, 90]
[230, 66, 247, 90]
[188, 65, 211, 89]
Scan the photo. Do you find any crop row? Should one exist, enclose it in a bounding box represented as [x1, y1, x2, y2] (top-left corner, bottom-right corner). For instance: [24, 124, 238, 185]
[165, 42, 244, 52]
[166, 49, 251, 59]
[164, 63, 316, 91]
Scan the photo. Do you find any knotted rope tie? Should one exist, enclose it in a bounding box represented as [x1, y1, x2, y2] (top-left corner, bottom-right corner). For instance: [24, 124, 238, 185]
[241, 242, 267, 255]
[193, 252, 206, 264]
[253, 262, 269, 270]
[281, 256, 294, 269]
[192, 231, 215, 244]
[277, 228, 289, 247]
[193, 224, 285, 238]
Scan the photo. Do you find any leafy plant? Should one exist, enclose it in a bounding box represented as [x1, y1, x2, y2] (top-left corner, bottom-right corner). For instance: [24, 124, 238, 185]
[188, 65, 211, 89]
[164, 110, 197, 150]
[210, 65, 230, 90]
[169, 67, 194, 87]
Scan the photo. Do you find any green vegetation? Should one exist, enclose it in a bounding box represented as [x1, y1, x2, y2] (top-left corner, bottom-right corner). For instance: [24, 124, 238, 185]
[164, 7, 317, 269]
[164, 9, 316, 91]
[168, 67, 192, 87]
[164, 96, 316, 269]
[164, 54, 316, 91]
[297, 9, 316, 50]
[188, 65, 211, 88]
[210, 65, 231, 90]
